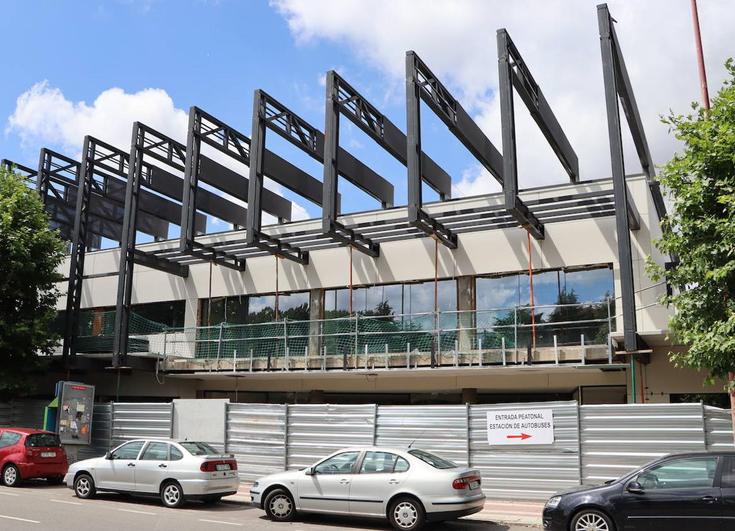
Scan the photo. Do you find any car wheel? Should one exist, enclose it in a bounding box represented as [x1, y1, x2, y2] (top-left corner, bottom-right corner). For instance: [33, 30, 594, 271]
[74, 473, 96, 499]
[264, 488, 295, 522]
[388, 496, 426, 531]
[47, 476, 65, 485]
[202, 495, 222, 505]
[571, 509, 615, 531]
[2, 464, 20, 487]
[161, 481, 185, 508]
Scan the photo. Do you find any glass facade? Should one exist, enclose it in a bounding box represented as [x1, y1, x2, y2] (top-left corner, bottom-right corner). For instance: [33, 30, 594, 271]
[324, 279, 457, 318]
[199, 292, 310, 326]
[475, 265, 614, 348]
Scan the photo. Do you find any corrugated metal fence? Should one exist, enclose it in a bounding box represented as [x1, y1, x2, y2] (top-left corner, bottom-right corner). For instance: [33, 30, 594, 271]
[110, 402, 174, 448]
[1, 399, 732, 500]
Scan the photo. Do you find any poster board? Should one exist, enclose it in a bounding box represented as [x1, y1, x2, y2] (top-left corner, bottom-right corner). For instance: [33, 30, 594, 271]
[57, 382, 95, 445]
[486, 408, 554, 446]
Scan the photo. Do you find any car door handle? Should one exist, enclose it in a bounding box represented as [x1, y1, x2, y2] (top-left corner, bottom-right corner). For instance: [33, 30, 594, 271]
[158, 464, 167, 468]
[127, 463, 136, 467]
[388, 479, 400, 484]
[339, 479, 351, 484]
[701, 496, 716, 503]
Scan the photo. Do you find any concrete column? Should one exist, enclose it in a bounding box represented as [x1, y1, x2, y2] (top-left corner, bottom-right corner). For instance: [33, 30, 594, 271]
[308, 289, 324, 359]
[461, 388, 478, 404]
[457, 276, 476, 353]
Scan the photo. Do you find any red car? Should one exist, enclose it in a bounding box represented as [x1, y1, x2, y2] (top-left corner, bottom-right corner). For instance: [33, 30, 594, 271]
[0, 428, 68, 487]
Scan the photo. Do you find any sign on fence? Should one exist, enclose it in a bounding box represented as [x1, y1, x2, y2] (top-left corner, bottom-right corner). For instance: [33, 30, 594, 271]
[486, 408, 554, 445]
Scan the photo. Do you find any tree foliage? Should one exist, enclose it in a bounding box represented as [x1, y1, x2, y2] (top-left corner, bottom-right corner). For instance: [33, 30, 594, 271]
[0, 166, 65, 398]
[648, 60, 735, 387]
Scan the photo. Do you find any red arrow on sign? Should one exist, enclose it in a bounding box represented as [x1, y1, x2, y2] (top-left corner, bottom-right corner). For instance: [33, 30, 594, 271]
[506, 433, 532, 440]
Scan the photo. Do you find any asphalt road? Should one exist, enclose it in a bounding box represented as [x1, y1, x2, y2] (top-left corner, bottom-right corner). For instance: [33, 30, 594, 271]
[0, 481, 540, 531]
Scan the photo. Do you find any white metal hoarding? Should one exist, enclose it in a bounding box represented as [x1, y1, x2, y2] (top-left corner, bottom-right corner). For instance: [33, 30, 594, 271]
[486, 408, 554, 445]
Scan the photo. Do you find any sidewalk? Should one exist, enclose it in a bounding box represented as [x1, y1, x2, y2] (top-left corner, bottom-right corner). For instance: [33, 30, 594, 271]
[225, 483, 544, 527]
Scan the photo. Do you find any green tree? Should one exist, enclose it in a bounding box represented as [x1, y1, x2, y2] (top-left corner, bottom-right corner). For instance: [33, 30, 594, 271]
[0, 166, 65, 399]
[648, 60, 735, 392]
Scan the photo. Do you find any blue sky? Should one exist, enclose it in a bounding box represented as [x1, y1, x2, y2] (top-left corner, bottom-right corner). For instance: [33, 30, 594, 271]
[3, 0, 734, 236]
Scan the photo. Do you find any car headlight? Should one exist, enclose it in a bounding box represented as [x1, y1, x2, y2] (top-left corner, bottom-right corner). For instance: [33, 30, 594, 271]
[545, 496, 562, 509]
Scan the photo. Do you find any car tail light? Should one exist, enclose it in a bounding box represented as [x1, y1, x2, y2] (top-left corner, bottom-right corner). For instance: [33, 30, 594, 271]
[200, 459, 238, 472]
[452, 475, 481, 490]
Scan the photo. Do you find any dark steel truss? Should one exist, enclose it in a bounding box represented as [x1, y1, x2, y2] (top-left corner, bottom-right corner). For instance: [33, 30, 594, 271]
[323, 71, 450, 256]
[406, 51, 505, 249]
[181, 105, 327, 267]
[247, 90, 394, 264]
[598, 3, 665, 352]
[64, 135, 195, 365]
[497, 29, 580, 240]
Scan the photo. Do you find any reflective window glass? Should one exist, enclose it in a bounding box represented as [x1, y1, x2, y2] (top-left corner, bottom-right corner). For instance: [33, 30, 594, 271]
[637, 457, 717, 490]
[140, 442, 170, 461]
[360, 452, 399, 474]
[314, 451, 360, 474]
[111, 441, 145, 460]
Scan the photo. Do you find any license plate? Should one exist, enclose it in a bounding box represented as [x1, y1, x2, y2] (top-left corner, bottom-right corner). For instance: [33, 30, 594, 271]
[469, 480, 480, 490]
[215, 464, 231, 471]
[41, 452, 56, 458]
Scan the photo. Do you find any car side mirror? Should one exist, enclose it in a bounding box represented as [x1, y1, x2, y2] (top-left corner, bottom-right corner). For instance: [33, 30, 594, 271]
[627, 481, 644, 494]
[304, 467, 314, 476]
[104, 451, 112, 460]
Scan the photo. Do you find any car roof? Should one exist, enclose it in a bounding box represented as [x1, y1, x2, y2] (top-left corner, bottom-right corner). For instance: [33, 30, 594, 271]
[658, 451, 735, 459]
[0, 428, 55, 435]
[330, 446, 417, 455]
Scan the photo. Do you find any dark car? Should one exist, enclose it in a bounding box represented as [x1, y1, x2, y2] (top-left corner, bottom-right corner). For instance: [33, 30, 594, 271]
[543, 451, 735, 531]
[0, 428, 68, 487]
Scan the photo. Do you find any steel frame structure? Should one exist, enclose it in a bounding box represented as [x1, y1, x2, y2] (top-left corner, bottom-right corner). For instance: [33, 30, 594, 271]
[497, 29, 580, 240]
[598, 3, 665, 352]
[405, 51, 503, 249]
[64, 135, 198, 364]
[180, 105, 319, 267]
[113, 122, 263, 366]
[246, 90, 394, 263]
[323, 71, 450, 256]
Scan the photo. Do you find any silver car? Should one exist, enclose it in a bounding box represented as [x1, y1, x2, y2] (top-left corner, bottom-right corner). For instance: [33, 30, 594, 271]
[64, 439, 239, 508]
[250, 446, 485, 530]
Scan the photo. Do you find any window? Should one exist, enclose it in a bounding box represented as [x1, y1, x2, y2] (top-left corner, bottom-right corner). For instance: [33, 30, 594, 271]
[180, 442, 219, 456]
[110, 441, 146, 460]
[0, 431, 22, 448]
[360, 452, 399, 474]
[394, 457, 410, 473]
[26, 433, 60, 447]
[721, 457, 735, 488]
[314, 451, 360, 474]
[636, 457, 718, 490]
[408, 449, 457, 470]
[140, 442, 170, 461]
[170, 446, 184, 461]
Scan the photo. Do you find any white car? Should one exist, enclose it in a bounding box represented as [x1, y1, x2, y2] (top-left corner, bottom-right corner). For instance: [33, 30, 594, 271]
[250, 446, 485, 530]
[64, 439, 239, 508]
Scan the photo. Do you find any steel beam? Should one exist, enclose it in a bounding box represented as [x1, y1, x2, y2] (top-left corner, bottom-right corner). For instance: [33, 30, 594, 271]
[598, 3, 647, 352]
[497, 29, 580, 240]
[405, 52, 461, 248]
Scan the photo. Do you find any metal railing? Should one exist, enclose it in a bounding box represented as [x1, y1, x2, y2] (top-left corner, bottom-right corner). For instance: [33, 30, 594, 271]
[160, 300, 616, 371]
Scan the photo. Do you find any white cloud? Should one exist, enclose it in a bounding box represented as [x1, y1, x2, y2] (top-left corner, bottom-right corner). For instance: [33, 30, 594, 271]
[452, 165, 500, 198]
[271, 0, 735, 195]
[6, 81, 311, 224]
[7, 81, 188, 154]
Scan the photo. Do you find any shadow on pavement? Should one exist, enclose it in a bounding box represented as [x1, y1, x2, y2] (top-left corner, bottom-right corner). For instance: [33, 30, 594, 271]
[262, 513, 514, 530]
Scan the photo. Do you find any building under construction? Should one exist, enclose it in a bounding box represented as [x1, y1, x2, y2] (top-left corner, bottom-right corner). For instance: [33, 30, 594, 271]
[2, 4, 723, 406]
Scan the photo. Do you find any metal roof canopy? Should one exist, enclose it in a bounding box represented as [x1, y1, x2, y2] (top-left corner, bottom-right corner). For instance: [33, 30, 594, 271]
[598, 3, 665, 353]
[146, 185, 617, 265]
[181, 105, 325, 269]
[323, 71, 450, 257]
[497, 29, 580, 240]
[246, 90, 394, 264]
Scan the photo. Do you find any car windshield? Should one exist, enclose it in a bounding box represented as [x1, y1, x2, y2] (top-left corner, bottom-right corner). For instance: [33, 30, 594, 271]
[180, 442, 219, 456]
[26, 433, 61, 447]
[408, 449, 457, 469]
